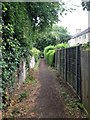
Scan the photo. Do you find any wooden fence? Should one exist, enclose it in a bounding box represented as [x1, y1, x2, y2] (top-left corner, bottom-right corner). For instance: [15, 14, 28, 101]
[81, 50, 90, 114]
[55, 46, 90, 115]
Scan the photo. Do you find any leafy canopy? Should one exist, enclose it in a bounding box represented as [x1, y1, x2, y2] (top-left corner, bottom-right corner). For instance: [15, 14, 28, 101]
[81, 0, 90, 11]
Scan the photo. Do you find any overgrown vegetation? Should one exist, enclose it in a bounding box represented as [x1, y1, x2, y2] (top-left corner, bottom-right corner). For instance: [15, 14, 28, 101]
[55, 43, 69, 49]
[44, 43, 69, 66]
[31, 47, 40, 62]
[44, 45, 55, 58]
[18, 91, 29, 102]
[24, 74, 37, 86]
[2, 2, 69, 109]
[34, 25, 71, 52]
[82, 42, 90, 50]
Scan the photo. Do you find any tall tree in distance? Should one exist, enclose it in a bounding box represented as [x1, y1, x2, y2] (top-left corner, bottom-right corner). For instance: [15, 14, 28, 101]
[51, 25, 71, 43]
[33, 25, 71, 51]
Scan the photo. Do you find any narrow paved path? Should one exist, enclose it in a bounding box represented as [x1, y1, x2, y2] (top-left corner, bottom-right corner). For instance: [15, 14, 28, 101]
[33, 59, 66, 118]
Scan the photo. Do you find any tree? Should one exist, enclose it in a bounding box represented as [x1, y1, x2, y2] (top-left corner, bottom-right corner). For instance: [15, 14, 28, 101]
[26, 2, 68, 31]
[51, 25, 71, 43]
[33, 25, 71, 51]
[33, 33, 56, 51]
[81, 0, 90, 10]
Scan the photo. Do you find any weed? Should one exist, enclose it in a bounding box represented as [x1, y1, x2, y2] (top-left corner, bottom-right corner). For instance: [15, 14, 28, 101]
[24, 74, 37, 86]
[18, 91, 29, 102]
[77, 102, 84, 110]
[11, 107, 19, 117]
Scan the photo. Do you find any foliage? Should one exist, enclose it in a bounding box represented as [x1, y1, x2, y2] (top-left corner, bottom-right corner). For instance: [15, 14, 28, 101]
[2, 3, 33, 107]
[24, 74, 34, 84]
[82, 42, 90, 50]
[46, 50, 55, 66]
[81, 0, 90, 11]
[26, 2, 68, 32]
[33, 33, 56, 52]
[31, 47, 40, 62]
[18, 91, 29, 102]
[55, 43, 69, 49]
[44, 45, 55, 58]
[34, 25, 71, 52]
[24, 73, 37, 89]
[1, 1, 71, 108]
[44, 43, 69, 66]
[51, 25, 71, 43]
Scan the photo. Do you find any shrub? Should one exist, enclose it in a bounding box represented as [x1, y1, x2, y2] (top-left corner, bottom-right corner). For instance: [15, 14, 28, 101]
[48, 50, 55, 66]
[82, 42, 90, 50]
[31, 47, 40, 62]
[46, 50, 55, 66]
[55, 43, 69, 49]
[44, 45, 55, 58]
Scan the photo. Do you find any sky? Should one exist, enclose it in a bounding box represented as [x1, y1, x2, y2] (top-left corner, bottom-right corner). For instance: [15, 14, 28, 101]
[57, 0, 88, 36]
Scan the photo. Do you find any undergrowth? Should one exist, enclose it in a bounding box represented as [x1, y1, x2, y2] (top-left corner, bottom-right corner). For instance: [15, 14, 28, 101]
[24, 74, 37, 86]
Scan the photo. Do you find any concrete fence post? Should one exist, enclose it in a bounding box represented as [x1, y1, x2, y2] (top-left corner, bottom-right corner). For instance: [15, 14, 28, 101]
[19, 58, 26, 84]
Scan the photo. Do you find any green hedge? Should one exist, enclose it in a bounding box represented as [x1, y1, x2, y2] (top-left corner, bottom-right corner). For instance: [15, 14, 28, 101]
[45, 49, 55, 66]
[55, 43, 69, 49]
[44, 45, 55, 58]
[44, 43, 69, 66]
[48, 50, 55, 66]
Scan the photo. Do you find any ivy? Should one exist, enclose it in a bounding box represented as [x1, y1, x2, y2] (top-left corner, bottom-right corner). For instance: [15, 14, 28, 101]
[2, 3, 33, 108]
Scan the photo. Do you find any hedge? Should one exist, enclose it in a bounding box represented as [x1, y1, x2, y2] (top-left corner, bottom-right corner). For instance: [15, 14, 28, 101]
[45, 50, 55, 66]
[55, 43, 69, 49]
[44, 45, 55, 58]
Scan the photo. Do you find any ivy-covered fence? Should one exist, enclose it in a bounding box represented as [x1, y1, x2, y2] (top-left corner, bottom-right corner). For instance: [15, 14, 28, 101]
[55, 45, 90, 115]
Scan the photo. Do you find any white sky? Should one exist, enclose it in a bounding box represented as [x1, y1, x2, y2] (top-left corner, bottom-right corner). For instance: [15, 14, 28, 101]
[57, 0, 88, 35]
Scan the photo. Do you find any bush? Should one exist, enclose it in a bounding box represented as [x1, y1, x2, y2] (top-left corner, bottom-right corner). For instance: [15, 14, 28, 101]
[31, 47, 40, 62]
[48, 50, 55, 66]
[46, 50, 55, 66]
[82, 42, 90, 50]
[44, 45, 55, 58]
[55, 43, 69, 49]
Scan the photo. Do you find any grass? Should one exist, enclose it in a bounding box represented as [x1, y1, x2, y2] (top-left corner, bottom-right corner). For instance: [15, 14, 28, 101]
[23, 73, 37, 86]
[56, 77, 87, 118]
[34, 59, 40, 70]
[18, 90, 29, 102]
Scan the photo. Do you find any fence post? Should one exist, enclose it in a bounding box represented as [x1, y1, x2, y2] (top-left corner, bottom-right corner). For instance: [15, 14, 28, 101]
[19, 58, 26, 84]
[55, 49, 57, 69]
[57, 49, 60, 72]
[76, 46, 78, 95]
[56, 49, 58, 70]
[65, 48, 67, 82]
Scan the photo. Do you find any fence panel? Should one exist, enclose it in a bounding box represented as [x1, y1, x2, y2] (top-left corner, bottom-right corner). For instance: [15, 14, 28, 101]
[55, 46, 81, 99]
[81, 51, 90, 114]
